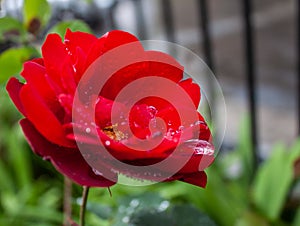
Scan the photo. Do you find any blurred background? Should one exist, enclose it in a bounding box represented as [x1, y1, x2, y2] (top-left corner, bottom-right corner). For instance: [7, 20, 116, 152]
[0, 0, 299, 226]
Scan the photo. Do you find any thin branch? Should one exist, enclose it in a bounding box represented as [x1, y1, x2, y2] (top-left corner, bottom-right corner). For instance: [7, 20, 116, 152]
[79, 186, 90, 226]
[64, 177, 73, 226]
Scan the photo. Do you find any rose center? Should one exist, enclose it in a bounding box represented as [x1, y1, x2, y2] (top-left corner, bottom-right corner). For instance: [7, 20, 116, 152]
[102, 124, 127, 141]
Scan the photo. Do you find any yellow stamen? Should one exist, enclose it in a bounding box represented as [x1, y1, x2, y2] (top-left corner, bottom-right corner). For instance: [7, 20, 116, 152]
[102, 124, 127, 141]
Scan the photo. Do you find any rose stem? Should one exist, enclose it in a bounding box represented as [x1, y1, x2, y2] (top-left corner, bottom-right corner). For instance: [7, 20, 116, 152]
[80, 186, 90, 226]
[63, 177, 73, 226]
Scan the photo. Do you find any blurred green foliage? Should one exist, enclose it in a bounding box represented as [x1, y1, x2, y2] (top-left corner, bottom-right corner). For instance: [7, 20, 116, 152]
[49, 20, 93, 39]
[23, 0, 51, 33]
[1, 0, 300, 225]
[0, 90, 63, 226]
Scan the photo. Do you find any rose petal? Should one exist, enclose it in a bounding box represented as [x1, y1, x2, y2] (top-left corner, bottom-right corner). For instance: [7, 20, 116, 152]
[41, 33, 69, 89]
[178, 171, 207, 188]
[20, 84, 73, 147]
[21, 61, 65, 120]
[6, 77, 26, 116]
[64, 29, 98, 79]
[61, 59, 77, 95]
[100, 58, 183, 101]
[20, 119, 116, 187]
[179, 78, 200, 108]
[145, 50, 183, 82]
[31, 58, 44, 66]
[86, 30, 143, 68]
[64, 29, 97, 56]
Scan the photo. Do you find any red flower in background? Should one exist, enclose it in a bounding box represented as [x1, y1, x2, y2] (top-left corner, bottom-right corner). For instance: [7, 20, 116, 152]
[6, 29, 214, 188]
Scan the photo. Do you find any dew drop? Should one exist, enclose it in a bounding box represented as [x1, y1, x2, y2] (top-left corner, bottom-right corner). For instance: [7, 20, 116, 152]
[83, 153, 91, 159]
[148, 106, 157, 116]
[151, 131, 162, 138]
[72, 65, 77, 73]
[92, 168, 103, 176]
[165, 128, 175, 140]
[85, 128, 91, 133]
[105, 140, 111, 146]
[178, 125, 185, 131]
[194, 120, 204, 126]
[191, 140, 214, 155]
[120, 121, 127, 126]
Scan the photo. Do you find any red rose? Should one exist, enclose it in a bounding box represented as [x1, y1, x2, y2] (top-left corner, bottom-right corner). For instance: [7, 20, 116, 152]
[6, 29, 214, 188]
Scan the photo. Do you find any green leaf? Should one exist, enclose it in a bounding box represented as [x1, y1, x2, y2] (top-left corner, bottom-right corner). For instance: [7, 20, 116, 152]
[130, 210, 173, 226]
[129, 204, 216, 226]
[6, 125, 32, 188]
[0, 17, 27, 43]
[111, 193, 165, 226]
[87, 203, 112, 220]
[236, 116, 253, 186]
[0, 47, 38, 84]
[252, 140, 300, 220]
[191, 167, 243, 226]
[170, 204, 216, 226]
[118, 192, 164, 209]
[48, 20, 92, 39]
[293, 206, 300, 226]
[0, 158, 14, 191]
[235, 211, 268, 226]
[23, 0, 51, 33]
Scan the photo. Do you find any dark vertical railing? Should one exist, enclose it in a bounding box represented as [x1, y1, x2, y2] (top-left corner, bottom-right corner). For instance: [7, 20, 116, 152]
[133, 0, 147, 40]
[104, 1, 118, 31]
[297, 0, 300, 135]
[196, 0, 215, 129]
[242, 0, 259, 171]
[161, 0, 176, 43]
[197, 0, 214, 71]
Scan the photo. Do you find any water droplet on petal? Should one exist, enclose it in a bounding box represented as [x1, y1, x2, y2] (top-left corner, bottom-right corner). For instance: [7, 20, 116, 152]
[105, 140, 111, 146]
[148, 106, 157, 116]
[85, 128, 91, 133]
[151, 131, 162, 138]
[194, 120, 204, 126]
[83, 153, 91, 159]
[92, 168, 103, 176]
[165, 128, 175, 140]
[178, 125, 185, 131]
[192, 140, 214, 155]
